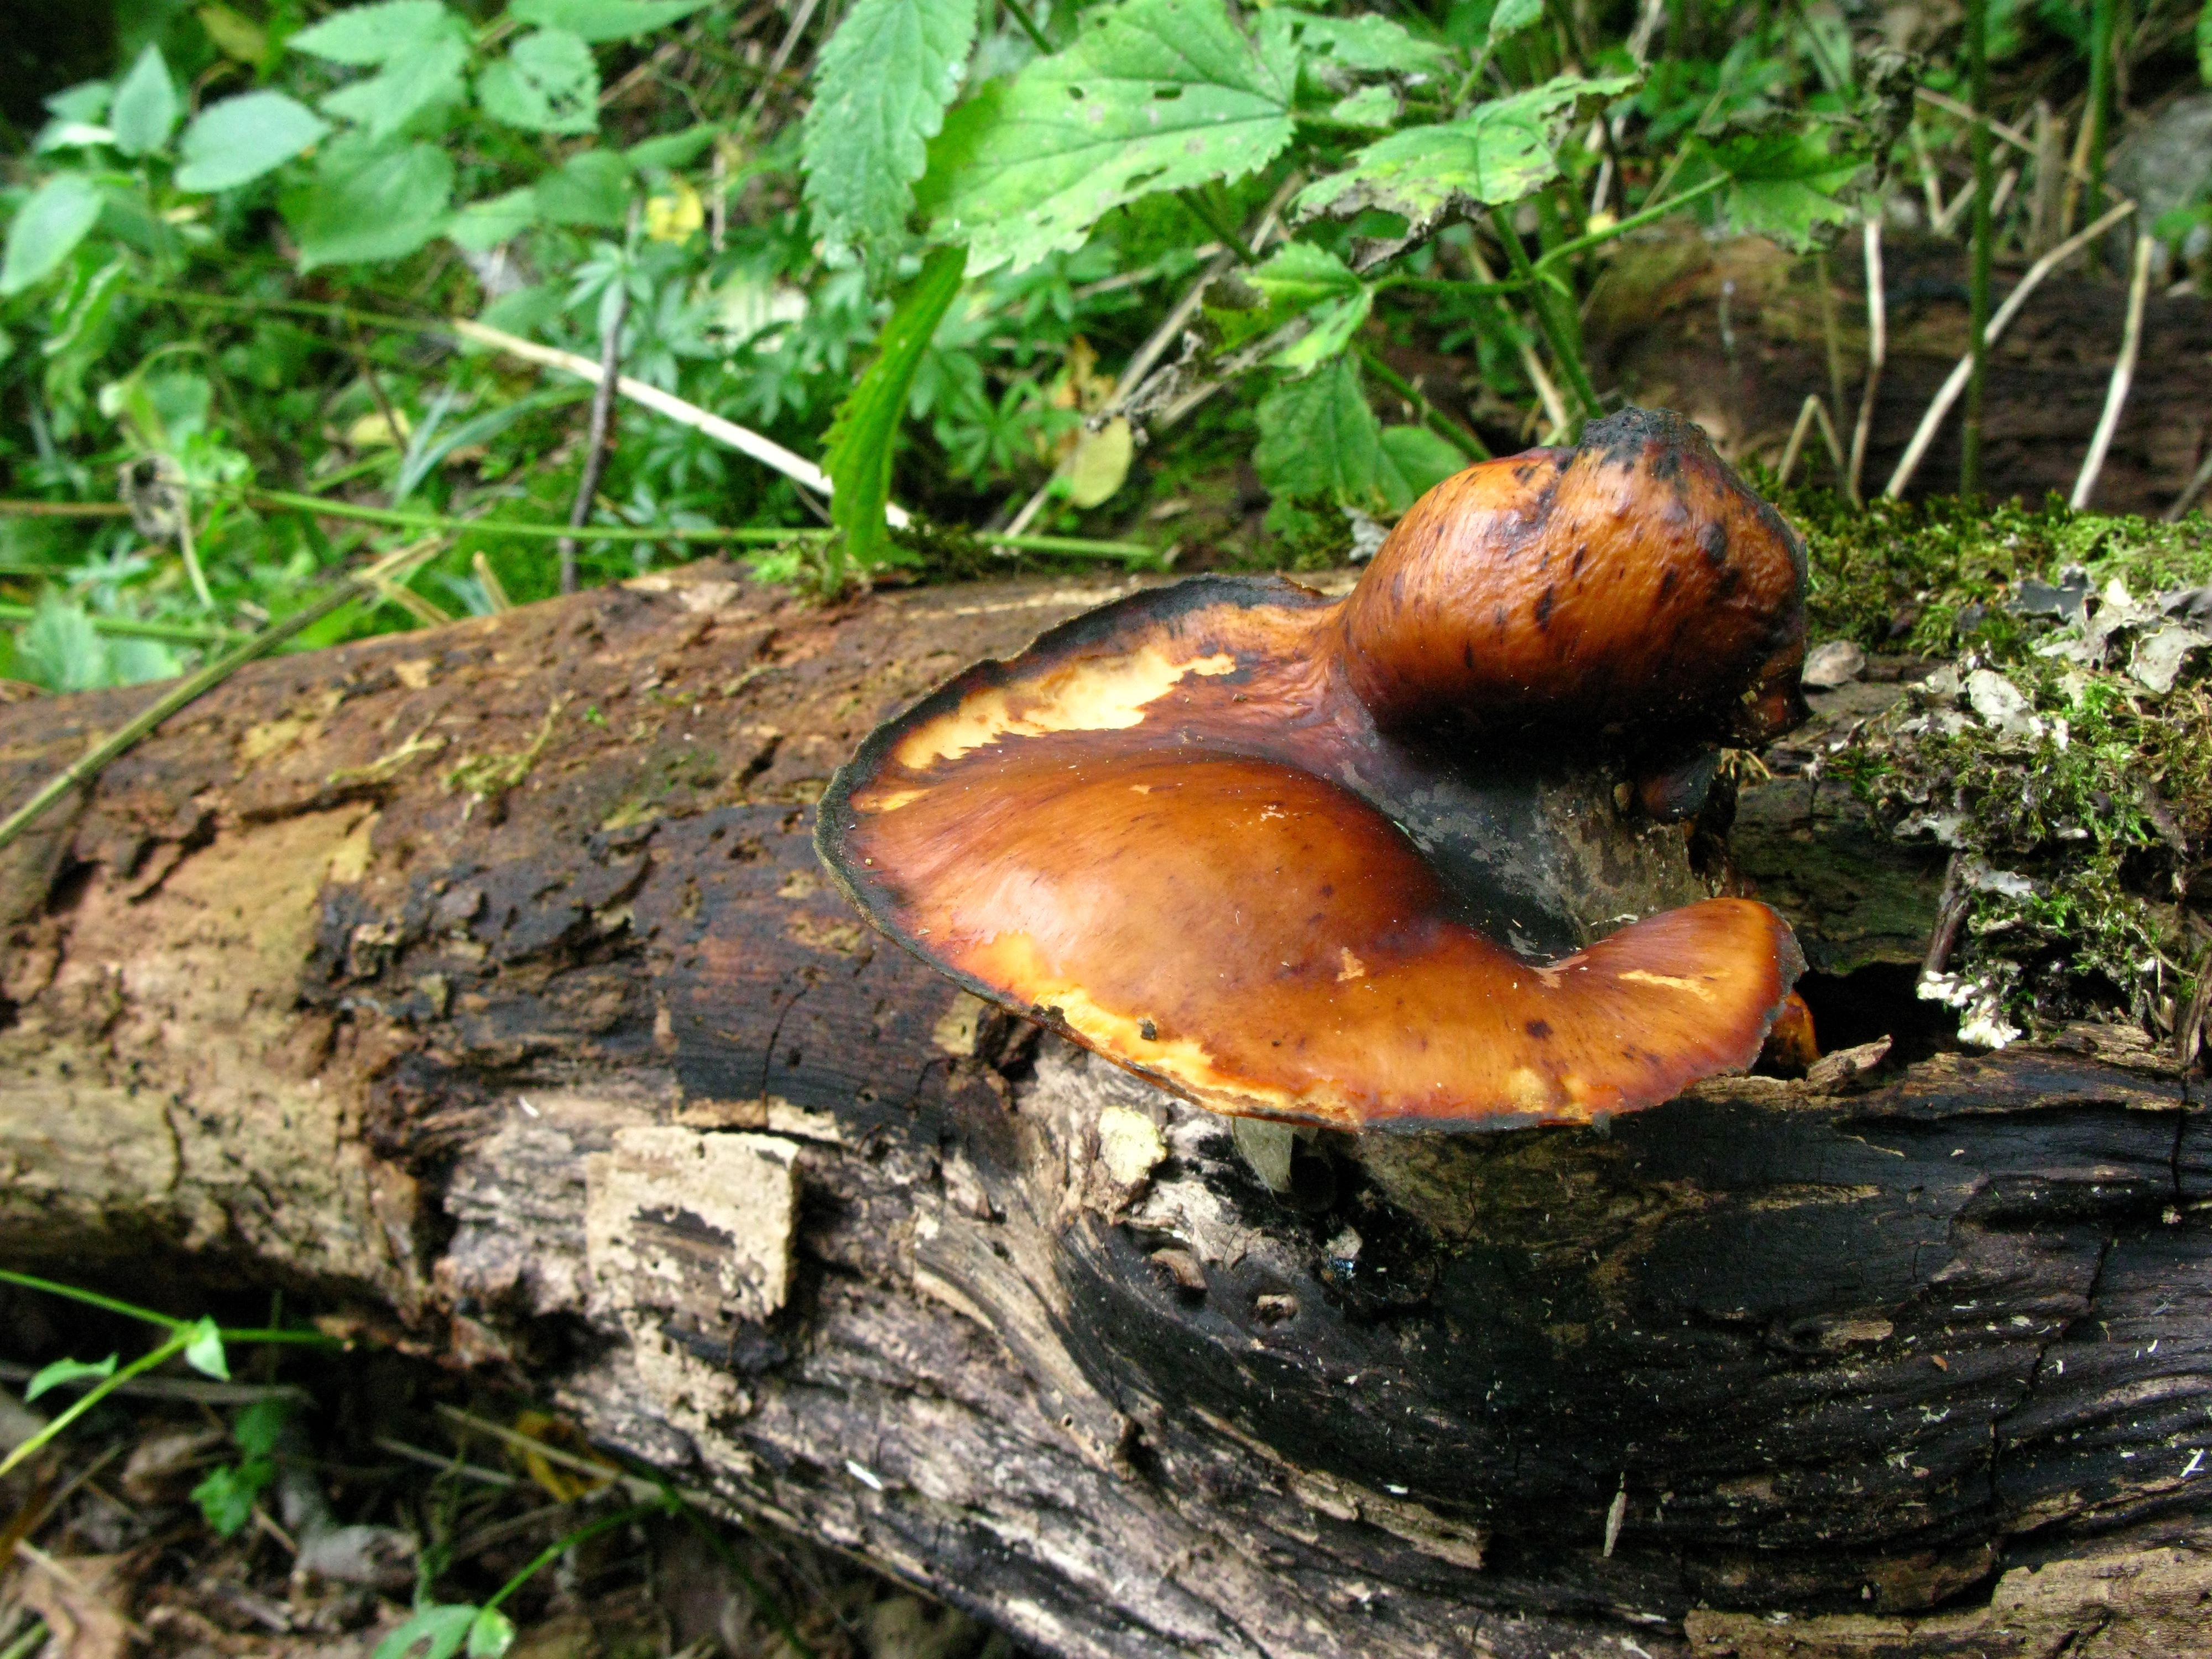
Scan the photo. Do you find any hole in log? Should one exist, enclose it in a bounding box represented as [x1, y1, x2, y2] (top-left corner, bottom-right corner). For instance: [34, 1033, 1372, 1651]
[1794, 962, 1959, 1067]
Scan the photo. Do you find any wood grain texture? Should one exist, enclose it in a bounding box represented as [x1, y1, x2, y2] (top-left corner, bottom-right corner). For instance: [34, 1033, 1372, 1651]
[0, 563, 2206, 1658]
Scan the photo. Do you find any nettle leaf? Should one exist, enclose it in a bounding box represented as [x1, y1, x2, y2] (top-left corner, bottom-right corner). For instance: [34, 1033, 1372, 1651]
[1328, 85, 1399, 129]
[1703, 129, 1862, 249]
[478, 28, 601, 134]
[111, 45, 181, 157]
[284, 133, 455, 268]
[291, 1, 461, 65]
[932, 0, 1299, 274]
[534, 149, 633, 225]
[449, 186, 540, 251]
[321, 34, 471, 138]
[825, 244, 966, 572]
[1241, 243, 1371, 373]
[1, 174, 106, 295]
[1380, 424, 1465, 500]
[1254, 356, 1387, 505]
[176, 92, 331, 191]
[509, 0, 718, 43]
[1296, 72, 1633, 238]
[1291, 14, 1452, 76]
[802, 0, 979, 253]
[1488, 0, 1545, 42]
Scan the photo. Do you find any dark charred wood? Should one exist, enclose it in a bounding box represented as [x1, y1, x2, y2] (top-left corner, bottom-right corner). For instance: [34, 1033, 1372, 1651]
[0, 564, 2206, 1659]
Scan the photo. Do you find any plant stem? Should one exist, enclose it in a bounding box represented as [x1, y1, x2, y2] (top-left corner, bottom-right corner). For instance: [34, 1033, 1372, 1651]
[482, 1502, 670, 1614]
[2084, 0, 2115, 270]
[1000, 0, 1052, 54]
[559, 283, 631, 595]
[1489, 207, 1603, 434]
[1357, 348, 1490, 461]
[0, 1327, 191, 1481]
[0, 604, 236, 645]
[1961, 0, 1992, 498]
[0, 539, 446, 855]
[0, 501, 129, 519]
[1176, 191, 1256, 264]
[1531, 173, 1728, 271]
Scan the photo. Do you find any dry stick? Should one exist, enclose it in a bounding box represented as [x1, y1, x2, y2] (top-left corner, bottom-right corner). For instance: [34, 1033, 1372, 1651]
[1776, 394, 1845, 486]
[2167, 448, 2212, 523]
[1465, 242, 1573, 441]
[0, 537, 445, 854]
[0, 501, 128, 518]
[2070, 231, 2154, 510]
[1846, 217, 1886, 506]
[1882, 198, 2136, 499]
[557, 283, 631, 594]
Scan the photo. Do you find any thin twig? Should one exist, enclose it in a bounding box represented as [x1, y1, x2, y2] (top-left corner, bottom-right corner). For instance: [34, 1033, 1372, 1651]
[472, 551, 513, 612]
[1465, 243, 1572, 441]
[1776, 395, 1845, 485]
[1846, 217, 1885, 506]
[2166, 448, 2212, 523]
[557, 283, 632, 594]
[371, 1435, 519, 1488]
[2070, 231, 2154, 510]
[0, 538, 445, 854]
[0, 502, 129, 518]
[1883, 199, 2136, 499]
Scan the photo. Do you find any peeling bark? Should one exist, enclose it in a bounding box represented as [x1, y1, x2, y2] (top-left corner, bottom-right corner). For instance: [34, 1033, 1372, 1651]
[1, 564, 2206, 1659]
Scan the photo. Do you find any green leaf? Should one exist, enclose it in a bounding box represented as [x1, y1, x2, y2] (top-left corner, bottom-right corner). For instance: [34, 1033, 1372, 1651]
[1, 175, 106, 296]
[45, 81, 112, 122]
[176, 92, 331, 191]
[1379, 424, 1466, 503]
[931, 0, 1298, 274]
[508, 0, 717, 42]
[533, 149, 633, 226]
[466, 1608, 516, 1659]
[373, 1605, 480, 1659]
[191, 1458, 273, 1536]
[824, 244, 965, 575]
[1236, 243, 1372, 373]
[625, 124, 718, 170]
[1488, 0, 1544, 41]
[802, 0, 979, 253]
[1296, 72, 1633, 237]
[1272, 288, 1371, 373]
[1704, 129, 1861, 251]
[478, 29, 601, 134]
[285, 135, 454, 267]
[291, 0, 461, 64]
[184, 1317, 229, 1380]
[449, 186, 540, 251]
[1327, 85, 1399, 128]
[110, 45, 180, 156]
[25, 1354, 117, 1401]
[2200, 0, 2211, 84]
[231, 1397, 294, 1459]
[17, 592, 111, 690]
[1254, 356, 1388, 507]
[321, 34, 470, 138]
[1291, 14, 1452, 75]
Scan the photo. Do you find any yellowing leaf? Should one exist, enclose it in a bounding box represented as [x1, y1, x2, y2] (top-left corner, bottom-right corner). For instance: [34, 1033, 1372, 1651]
[1067, 418, 1133, 508]
[346, 409, 411, 447]
[198, 3, 268, 62]
[644, 177, 703, 241]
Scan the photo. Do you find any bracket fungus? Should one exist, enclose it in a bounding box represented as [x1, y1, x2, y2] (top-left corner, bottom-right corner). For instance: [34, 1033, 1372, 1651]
[818, 408, 1811, 1131]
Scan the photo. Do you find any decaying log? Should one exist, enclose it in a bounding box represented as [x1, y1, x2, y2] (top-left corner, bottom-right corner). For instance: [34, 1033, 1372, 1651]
[1, 563, 2208, 1658]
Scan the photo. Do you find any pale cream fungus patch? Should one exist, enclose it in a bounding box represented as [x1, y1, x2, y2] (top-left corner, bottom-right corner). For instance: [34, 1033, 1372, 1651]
[1618, 969, 1720, 1003]
[894, 647, 1238, 769]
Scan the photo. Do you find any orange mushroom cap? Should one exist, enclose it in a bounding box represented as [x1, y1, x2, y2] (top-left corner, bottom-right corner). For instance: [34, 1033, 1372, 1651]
[817, 408, 1809, 1131]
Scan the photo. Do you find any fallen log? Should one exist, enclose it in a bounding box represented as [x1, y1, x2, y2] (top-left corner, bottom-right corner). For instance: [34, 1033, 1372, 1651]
[1, 562, 2206, 1658]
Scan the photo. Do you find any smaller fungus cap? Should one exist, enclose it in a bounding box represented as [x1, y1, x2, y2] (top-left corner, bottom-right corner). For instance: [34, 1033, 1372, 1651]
[817, 409, 1808, 1131]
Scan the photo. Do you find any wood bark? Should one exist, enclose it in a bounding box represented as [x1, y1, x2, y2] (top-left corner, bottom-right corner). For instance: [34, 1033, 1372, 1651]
[1, 564, 2208, 1659]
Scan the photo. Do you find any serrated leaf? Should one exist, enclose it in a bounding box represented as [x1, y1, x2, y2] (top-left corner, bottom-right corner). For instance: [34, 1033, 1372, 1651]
[191, 1458, 273, 1536]
[449, 186, 540, 251]
[1328, 85, 1399, 128]
[283, 134, 453, 268]
[802, 0, 978, 253]
[291, 1, 461, 65]
[625, 123, 717, 170]
[184, 1317, 229, 1380]
[1245, 241, 1361, 308]
[1291, 14, 1452, 75]
[1380, 424, 1465, 502]
[1705, 129, 1861, 250]
[534, 149, 633, 226]
[321, 35, 469, 138]
[825, 244, 964, 572]
[466, 1608, 516, 1659]
[373, 1603, 479, 1659]
[1271, 288, 1371, 372]
[1254, 356, 1388, 507]
[176, 92, 330, 191]
[25, 1354, 117, 1401]
[478, 29, 601, 135]
[1296, 72, 1633, 237]
[509, 0, 717, 41]
[2, 175, 106, 296]
[111, 45, 180, 157]
[932, 0, 1298, 274]
[1488, 0, 1544, 41]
